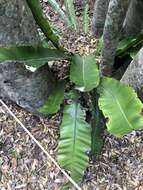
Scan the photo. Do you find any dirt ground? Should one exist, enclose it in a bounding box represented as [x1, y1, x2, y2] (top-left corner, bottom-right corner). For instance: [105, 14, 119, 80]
[0, 1, 143, 190]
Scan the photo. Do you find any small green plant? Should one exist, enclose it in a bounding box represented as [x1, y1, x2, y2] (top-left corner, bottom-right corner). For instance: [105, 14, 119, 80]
[44, 0, 90, 32]
[1, 0, 143, 189]
[1, 46, 143, 188]
[117, 32, 143, 59]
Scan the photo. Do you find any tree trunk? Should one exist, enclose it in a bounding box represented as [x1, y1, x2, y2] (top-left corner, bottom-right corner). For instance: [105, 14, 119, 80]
[123, 0, 143, 37]
[0, 0, 55, 114]
[92, 0, 110, 37]
[100, 0, 130, 76]
[91, 0, 143, 102]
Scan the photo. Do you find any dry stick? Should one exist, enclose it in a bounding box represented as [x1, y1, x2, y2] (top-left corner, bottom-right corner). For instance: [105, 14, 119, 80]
[0, 99, 82, 190]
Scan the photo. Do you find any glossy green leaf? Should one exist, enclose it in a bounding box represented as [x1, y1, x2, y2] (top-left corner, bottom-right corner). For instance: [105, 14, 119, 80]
[58, 103, 91, 186]
[70, 54, 100, 92]
[116, 32, 143, 57]
[91, 90, 104, 156]
[64, 90, 79, 102]
[0, 46, 67, 68]
[47, 0, 70, 25]
[26, 0, 59, 48]
[64, 0, 77, 30]
[98, 77, 143, 137]
[39, 81, 66, 114]
[129, 50, 138, 59]
[83, 2, 89, 33]
[117, 37, 136, 56]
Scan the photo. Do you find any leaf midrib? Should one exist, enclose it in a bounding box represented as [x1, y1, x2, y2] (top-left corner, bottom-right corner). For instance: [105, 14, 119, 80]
[104, 88, 134, 130]
[71, 103, 78, 171]
[82, 57, 86, 88]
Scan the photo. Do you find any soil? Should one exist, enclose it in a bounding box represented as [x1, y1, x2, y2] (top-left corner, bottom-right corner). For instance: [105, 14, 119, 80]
[0, 1, 143, 190]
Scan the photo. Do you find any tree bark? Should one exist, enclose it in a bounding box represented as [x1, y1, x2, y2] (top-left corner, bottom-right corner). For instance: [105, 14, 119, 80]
[92, 0, 110, 37]
[123, 0, 143, 37]
[0, 0, 55, 114]
[100, 0, 130, 76]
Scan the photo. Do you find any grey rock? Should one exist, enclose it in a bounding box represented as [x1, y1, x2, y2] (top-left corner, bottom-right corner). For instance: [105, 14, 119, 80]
[0, 62, 54, 114]
[0, 0, 39, 46]
[0, 0, 55, 114]
[121, 48, 143, 100]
